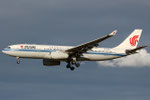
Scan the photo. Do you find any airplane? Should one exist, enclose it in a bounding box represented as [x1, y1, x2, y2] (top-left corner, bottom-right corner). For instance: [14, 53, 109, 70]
[2, 29, 147, 71]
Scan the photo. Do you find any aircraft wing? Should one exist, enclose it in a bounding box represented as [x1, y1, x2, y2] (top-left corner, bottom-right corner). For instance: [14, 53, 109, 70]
[126, 46, 147, 55]
[66, 30, 117, 54]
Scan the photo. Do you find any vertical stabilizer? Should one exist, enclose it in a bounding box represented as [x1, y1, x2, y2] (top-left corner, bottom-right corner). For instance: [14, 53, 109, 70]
[114, 29, 142, 50]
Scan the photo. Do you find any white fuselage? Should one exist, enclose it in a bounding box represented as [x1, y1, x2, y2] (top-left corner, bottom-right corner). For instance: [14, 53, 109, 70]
[1, 29, 143, 70]
[2, 44, 126, 61]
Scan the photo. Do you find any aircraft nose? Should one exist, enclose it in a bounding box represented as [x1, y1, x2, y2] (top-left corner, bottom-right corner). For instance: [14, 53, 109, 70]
[2, 48, 8, 54]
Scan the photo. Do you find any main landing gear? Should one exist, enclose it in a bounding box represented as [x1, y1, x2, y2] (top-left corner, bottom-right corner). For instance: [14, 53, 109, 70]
[16, 57, 20, 64]
[66, 62, 80, 71]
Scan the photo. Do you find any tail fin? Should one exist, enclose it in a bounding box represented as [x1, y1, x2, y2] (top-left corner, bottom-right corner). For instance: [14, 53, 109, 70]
[114, 29, 142, 50]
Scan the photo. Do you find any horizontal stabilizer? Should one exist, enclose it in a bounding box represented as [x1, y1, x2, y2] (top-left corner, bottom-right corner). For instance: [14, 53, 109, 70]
[126, 46, 147, 55]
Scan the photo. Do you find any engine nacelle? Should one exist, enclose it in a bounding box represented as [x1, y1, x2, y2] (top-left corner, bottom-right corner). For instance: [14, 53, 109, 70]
[43, 59, 60, 66]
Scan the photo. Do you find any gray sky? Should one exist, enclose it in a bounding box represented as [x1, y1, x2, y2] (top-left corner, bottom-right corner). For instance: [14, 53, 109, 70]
[0, 0, 150, 100]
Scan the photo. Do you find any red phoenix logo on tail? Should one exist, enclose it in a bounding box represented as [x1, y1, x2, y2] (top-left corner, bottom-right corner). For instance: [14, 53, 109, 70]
[130, 35, 139, 46]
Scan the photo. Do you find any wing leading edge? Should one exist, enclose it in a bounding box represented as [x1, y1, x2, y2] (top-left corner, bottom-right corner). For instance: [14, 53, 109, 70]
[66, 30, 117, 54]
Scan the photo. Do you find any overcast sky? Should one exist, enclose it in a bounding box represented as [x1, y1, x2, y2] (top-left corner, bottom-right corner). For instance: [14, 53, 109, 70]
[0, 0, 150, 100]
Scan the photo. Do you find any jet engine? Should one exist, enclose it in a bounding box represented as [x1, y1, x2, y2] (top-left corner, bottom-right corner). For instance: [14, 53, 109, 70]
[43, 59, 60, 66]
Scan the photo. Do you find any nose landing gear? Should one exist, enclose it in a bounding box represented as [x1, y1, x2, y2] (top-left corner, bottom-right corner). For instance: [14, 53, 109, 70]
[16, 57, 20, 64]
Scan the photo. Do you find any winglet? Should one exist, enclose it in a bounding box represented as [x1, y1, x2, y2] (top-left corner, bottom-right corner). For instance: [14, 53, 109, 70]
[109, 30, 117, 36]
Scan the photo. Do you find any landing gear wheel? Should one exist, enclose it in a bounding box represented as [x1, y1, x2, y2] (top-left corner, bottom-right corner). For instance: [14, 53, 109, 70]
[70, 67, 75, 71]
[66, 64, 71, 68]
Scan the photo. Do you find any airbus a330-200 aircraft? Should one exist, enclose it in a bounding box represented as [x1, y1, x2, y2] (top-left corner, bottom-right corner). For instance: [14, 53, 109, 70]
[2, 29, 147, 71]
